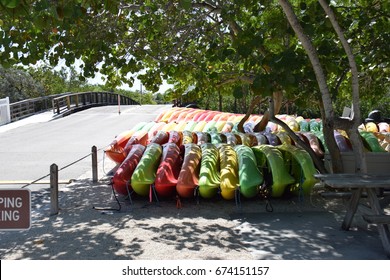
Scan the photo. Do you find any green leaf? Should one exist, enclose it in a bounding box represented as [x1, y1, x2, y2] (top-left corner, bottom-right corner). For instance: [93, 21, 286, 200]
[1, 0, 20, 9]
[302, 15, 310, 23]
[179, 0, 192, 10]
[63, 6, 74, 18]
[222, 48, 235, 58]
[286, 72, 296, 85]
[35, 0, 49, 11]
[233, 86, 244, 99]
[209, 72, 218, 80]
[105, 0, 119, 14]
[35, 16, 48, 30]
[56, 6, 64, 19]
[251, 74, 273, 96]
[252, 75, 263, 92]
[237, 44, 252, 58]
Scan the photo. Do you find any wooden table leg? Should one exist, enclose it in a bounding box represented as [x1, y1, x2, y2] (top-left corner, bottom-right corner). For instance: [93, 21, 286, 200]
[366, 188, 390, 258]
[342, 188, 363, 230]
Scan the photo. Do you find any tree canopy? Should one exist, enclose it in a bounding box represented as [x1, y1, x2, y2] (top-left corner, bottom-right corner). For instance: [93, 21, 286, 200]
[1, 0, 389, 173]
[0, 64, 95, 101]
[0, 0, 388, 117]
[0, 64, 44, 102]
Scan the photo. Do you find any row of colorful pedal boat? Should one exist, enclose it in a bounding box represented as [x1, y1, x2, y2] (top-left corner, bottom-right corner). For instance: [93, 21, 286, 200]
[105, 107, 390, 201]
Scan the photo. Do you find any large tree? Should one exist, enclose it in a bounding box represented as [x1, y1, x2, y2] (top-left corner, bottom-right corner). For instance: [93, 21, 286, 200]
[0, 65, 44, 102]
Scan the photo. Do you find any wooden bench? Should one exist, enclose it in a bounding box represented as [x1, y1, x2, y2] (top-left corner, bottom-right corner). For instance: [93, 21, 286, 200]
[315, 173, 390, 258]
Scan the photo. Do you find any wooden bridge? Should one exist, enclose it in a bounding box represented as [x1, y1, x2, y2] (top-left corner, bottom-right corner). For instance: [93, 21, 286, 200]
[6, 91, 139, 122]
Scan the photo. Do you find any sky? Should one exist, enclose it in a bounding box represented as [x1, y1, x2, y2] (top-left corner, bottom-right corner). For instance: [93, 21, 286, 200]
[52, 58, 173, 94]
[86, 70, 173, 94]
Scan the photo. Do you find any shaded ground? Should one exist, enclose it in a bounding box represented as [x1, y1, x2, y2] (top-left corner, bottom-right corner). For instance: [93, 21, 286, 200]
[1, 176, 388, 260]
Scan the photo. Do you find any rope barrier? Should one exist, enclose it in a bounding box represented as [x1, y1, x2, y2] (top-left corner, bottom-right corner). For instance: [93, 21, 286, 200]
[58, 152, 92, 172]
[20, 148, 97, 189]
[15, 145, 103, 216]
[21, 173, 50, 189]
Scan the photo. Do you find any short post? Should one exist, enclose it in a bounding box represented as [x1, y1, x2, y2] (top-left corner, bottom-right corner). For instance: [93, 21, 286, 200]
[82, 93, 86, 106]
[66, 96, 71, 110]
[92, 146, 98, 183]
[50, 163, 59, 216]
[117, 94, 121, 115]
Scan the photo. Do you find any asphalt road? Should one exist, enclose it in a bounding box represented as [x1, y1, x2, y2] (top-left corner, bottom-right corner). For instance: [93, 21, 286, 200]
[0, 104, 171, 190]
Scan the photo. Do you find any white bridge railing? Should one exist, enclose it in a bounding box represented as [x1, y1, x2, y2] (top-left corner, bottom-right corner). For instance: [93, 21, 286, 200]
[0, 97, 11, 126]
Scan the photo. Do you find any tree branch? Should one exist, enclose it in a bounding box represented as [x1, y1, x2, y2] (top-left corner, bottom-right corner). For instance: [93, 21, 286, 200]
[216, 75, 255, 87]
[237, 95, 262, 132]
[318, 0, 360, 123]
[278, 0, 342, 173]
[318, 0, 367, 174]
[268, 98, 327, 173]
[333, 68, 348, 95]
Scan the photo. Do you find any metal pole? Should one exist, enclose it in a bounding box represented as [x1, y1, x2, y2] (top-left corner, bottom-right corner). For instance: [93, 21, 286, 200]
[139, 83, 142, 105]
[50, 163, 59, 216]
[92, 146, 98, 183]
[117, 94, 121, 115]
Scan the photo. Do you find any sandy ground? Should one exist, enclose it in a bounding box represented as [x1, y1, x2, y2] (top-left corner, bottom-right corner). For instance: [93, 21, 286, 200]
[1, 160, 389, 260]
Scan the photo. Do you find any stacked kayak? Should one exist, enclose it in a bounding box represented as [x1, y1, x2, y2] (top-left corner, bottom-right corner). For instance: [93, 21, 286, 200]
[106, 107, 389, 202]
[176, 143, 202, 198]
[198, 143, 221, 198]
[131, 143, 162, 197]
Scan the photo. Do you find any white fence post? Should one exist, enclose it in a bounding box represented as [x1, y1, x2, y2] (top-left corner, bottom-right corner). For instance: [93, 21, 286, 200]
[0, 97, 11, 125]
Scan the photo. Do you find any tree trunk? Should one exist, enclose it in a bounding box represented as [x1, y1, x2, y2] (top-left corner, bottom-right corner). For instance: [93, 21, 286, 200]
[218, 90, 222, 112]
[318, 0, 367, 174]
[278, 0, 343, 173]
[267, 97, 327, 173]
[254, 91, 283, 132]
[237, 95, 262, 133]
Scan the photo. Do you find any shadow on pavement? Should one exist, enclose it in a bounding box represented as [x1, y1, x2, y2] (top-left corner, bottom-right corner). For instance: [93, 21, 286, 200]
[0, 178, 387, 260]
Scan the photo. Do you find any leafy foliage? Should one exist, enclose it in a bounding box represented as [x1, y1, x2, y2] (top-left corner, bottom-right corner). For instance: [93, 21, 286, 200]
[0, 0, 389, 116]
[0, 65, 44, 102]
